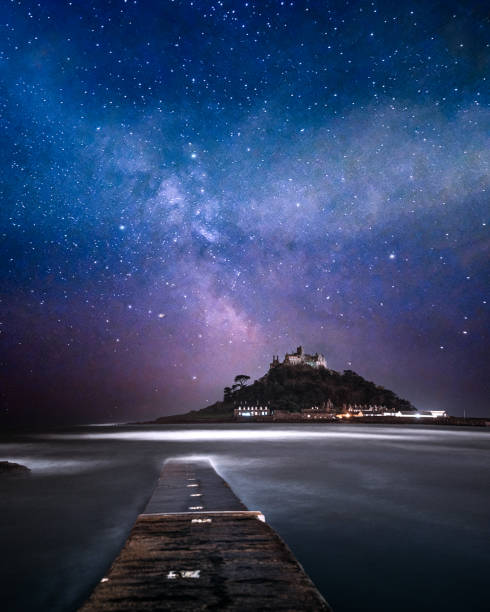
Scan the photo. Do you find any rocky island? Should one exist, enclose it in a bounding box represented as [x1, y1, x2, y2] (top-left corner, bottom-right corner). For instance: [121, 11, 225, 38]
[152, 346, 488, 426]
[153, 346, 429, 424]
[0, 461, 31, 477]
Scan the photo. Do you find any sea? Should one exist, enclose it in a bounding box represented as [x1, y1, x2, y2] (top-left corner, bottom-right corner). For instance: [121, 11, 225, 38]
[1, 423, 489, 612]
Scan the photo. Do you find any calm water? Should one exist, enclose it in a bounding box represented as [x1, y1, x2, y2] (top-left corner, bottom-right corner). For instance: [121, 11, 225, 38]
[1, 423, 489, 612]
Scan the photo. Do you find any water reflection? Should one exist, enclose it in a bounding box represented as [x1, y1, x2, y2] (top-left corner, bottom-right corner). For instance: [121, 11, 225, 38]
[1, 424, 489, 612]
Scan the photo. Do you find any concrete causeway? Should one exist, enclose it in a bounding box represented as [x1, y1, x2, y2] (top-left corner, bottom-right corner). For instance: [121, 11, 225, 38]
[143, 458, 247, 514]
[80, 459, 331, 611]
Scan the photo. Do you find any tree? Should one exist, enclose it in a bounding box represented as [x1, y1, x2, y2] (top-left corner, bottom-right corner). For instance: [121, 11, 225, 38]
[234, 374, 250, 388]
[223, 387, 233, 402]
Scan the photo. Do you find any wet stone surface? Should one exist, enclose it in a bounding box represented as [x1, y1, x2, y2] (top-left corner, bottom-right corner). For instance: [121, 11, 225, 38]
[80, 513, 330, 611]
[143, 459, 247, 515]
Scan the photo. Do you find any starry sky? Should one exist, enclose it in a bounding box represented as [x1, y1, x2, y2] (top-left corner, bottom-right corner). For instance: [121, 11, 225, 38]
[1, 0, 489, 425]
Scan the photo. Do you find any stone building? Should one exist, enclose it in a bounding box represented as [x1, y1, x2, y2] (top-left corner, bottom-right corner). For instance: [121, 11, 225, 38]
[270, 346, 327, 370]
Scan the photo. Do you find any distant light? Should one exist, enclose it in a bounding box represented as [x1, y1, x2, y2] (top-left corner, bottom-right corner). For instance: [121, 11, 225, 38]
[191, 153, 197, 159]
[192, 376, 197, 380]
[158, 313, 165, 318]
[389, 253, 396, 260]
[119, 224, 126, 230]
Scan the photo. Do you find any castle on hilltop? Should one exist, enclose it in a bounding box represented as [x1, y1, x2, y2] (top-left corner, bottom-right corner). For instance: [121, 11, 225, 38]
[270, 346, 327, 370]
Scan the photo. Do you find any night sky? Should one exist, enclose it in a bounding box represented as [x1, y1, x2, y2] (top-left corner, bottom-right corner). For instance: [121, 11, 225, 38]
[1, 0, 489, 425]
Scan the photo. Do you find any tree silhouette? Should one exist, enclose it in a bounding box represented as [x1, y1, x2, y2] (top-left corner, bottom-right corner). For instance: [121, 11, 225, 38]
[234, 374, 250, 388]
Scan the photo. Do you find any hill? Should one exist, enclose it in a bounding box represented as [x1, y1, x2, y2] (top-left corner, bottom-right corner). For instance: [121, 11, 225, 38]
[154, 364, 415, 422]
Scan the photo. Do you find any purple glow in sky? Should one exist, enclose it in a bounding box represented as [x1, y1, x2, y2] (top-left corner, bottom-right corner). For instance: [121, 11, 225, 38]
[1, 0, 488, 424]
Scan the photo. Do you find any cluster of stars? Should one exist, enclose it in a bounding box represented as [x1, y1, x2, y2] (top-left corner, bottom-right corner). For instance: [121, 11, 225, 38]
[1, 0, 488, 423]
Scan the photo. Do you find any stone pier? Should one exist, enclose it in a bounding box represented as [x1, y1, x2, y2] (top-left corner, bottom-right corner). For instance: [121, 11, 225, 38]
[80, 459, 331, 611]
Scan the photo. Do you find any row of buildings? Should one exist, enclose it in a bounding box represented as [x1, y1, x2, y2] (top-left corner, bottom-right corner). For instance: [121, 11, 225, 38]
[233, 405, 447, 421]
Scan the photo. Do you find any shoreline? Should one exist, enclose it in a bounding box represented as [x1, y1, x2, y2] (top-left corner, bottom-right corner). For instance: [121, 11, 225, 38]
[141, 415, 489, 427]
[1, 417, 488, 434]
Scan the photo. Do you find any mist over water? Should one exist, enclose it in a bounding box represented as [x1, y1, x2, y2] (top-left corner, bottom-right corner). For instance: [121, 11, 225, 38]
[1, 423, 489, 612]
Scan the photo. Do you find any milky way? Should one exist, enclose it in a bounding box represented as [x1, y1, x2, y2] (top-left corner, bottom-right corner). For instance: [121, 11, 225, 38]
[1, 0, 489, 424]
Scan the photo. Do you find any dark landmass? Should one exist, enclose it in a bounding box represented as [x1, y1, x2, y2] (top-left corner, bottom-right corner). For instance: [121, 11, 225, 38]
[153, 364, 416, 423]
[0, 461, 31, 477]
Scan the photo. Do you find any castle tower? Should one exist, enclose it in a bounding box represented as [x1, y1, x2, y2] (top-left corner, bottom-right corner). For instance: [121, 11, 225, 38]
[269, 355, 280, 369]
